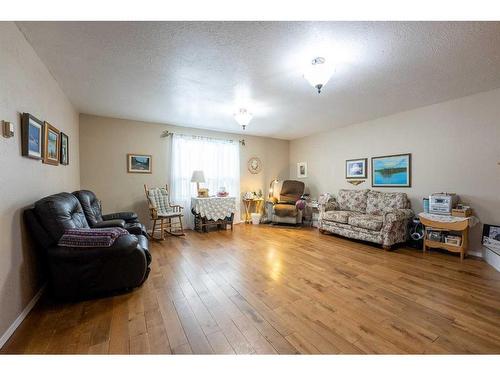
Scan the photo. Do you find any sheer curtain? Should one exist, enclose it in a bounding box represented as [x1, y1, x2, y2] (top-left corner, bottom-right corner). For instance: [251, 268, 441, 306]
[170, 134, 240, 228]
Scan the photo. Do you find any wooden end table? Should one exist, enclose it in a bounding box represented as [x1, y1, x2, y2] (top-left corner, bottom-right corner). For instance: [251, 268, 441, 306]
[242, 198, 264, 223]
[419, 213, 470, 261]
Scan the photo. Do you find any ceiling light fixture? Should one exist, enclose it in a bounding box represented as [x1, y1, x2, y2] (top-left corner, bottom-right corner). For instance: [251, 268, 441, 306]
[234, 108, 253, 130]
[303, 57, 333, 94]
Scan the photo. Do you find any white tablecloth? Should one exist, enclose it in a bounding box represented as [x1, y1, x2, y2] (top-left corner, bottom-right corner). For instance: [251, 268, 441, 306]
[191, 197, 236, 221]
[418, 212, 479, 227]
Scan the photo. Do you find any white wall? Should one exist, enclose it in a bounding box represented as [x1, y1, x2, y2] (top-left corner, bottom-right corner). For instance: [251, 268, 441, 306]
[79, 114, 289, 227]
[290, 88, 500, 255]
[0, 22, 80, 340]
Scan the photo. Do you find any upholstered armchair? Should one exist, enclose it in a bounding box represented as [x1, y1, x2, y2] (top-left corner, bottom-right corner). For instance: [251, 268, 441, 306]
[266, 180, 305, 224]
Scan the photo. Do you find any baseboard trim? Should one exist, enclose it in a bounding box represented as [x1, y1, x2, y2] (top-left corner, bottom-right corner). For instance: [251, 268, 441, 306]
[0, 283, 46, 349]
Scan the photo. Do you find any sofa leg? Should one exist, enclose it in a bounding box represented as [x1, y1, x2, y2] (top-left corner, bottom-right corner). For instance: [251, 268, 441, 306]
[383, 245, 392, 251]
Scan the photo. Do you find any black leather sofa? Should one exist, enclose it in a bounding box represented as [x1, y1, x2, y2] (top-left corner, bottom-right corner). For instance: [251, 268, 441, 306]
[24, 192, 151, 299]
[73, 190, 147, 236]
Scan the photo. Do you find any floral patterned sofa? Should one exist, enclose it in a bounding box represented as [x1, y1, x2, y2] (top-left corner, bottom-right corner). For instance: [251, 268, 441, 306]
[318, 189, 414, 248]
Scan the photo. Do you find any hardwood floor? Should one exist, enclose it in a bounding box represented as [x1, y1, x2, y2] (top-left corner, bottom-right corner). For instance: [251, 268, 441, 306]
[2, 225, 500, 354]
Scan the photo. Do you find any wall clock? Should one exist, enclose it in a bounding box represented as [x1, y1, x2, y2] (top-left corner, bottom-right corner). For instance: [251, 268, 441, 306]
[247, 157, 262, 174]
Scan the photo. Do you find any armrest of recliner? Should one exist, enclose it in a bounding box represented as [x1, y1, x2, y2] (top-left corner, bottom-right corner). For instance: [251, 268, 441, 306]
[93, 219, 125, 228]
[48, 234, 139, 261]
[102, 211, 138, 222]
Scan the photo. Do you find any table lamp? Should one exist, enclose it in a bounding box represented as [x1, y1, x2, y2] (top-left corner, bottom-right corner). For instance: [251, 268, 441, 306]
[191, 170, 206, 197]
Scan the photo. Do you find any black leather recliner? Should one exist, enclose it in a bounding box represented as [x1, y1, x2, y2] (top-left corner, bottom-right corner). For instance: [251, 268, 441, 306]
[24, 192, 151, 299]
[73, 190, 147, 236]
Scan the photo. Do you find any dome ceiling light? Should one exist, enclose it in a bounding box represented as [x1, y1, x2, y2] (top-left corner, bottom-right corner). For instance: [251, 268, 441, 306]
[234, 108, 253, 130]
[303, 57, 333, 94]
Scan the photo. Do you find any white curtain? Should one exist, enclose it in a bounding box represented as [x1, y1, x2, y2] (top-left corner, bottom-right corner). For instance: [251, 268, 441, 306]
[170, 134, 240, 228]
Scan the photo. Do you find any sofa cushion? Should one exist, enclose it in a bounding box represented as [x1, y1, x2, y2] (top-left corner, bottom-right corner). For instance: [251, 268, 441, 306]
[366, 191, 409, 215]
[337, 189, 369, 213]
[322, 210, 351, 224]
[274, 203, 298, 217]
[348, 214, 384, 231]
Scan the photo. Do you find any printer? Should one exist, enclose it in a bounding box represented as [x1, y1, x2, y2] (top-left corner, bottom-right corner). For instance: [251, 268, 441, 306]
[429, 193, 458, 215]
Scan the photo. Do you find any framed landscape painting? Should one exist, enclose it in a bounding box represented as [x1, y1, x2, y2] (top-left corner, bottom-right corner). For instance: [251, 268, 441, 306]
[346, 158, 367, 179]
[127, 154, 152, 173]
[21, 113, 44, 160]
[43, 122, 60, 166]
[371, 153, 411, 187]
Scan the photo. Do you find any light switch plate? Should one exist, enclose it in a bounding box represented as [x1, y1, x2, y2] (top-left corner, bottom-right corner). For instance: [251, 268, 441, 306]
[2, 121, 14, 138]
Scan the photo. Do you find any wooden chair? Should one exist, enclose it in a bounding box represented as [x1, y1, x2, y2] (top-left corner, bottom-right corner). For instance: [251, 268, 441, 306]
[144, 184, 185, 240]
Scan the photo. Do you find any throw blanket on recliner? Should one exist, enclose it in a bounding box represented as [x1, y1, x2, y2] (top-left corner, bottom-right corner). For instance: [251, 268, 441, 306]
[58, 227, 129, 248]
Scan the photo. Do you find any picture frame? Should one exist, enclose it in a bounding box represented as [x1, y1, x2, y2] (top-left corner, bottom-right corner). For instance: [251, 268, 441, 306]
[371, 153, 411, 187]
[297, 162, 307, 178]
[247, 156, 262, 174]
[346, 158, 367, 179]
[482, 224, 500, 243]
[127, 153, 152, 173]
[60, 132, 69, 165]
[21, 113, 44, 160]
[43, 121, 60, 166]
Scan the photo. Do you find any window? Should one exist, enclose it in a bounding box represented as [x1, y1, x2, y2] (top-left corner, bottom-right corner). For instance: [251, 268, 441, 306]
[170, 134, 240, 228]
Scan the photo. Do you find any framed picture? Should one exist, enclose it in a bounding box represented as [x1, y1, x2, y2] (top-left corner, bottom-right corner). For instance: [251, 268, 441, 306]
[43, 122, 60, 166]
[127, 153, 152, 173]
[60, 132, 69, 165]
[371, 153, 411, 187]
[247, 157, 262, 174]
[346, 158, 367, 179]
[297, 162, 307, 178]
[482, 224, 500, 253]
[21, 113, 44, 160]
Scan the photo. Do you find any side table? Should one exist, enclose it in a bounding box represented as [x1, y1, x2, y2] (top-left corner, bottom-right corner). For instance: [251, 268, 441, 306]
[242, 198, 264, 223]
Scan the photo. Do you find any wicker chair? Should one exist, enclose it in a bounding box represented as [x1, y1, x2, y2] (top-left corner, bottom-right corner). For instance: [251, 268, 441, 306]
[144, 184, 185, 239]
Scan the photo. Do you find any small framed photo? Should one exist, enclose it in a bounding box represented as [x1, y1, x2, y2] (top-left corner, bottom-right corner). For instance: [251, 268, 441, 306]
[482, 224, 500, 242]
[127, 153, 152, 173]
[346, 158, 367, 179]
[60, 132, 69, 165]
[21, 113, 44, 160]
[43, 122, 60, 166]
[297, 162, 307, 178]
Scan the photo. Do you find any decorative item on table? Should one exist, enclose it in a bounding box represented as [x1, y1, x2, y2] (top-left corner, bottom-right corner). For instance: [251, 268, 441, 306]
[43, 121, 60, 166]
[243, 191, 255, 200]
[429, 193, 458, 215]
[217, 187, 229, 197]
[198, 188, 209, 198]
[423, 197, 430, 213]
[21, 113, 43, 160]
[297, 162, 307, 178]
[247, 156, 262, 174]
[346, 158, 367, 179]
[371, 153, 411, 187]
[444, 235, 462, 246]
[451, 204, 471, 217]
[191, 170, 206, 197]
[127, 153, 152, 173]
[482, 224, 500, 252]
[60, 132, 69, 165]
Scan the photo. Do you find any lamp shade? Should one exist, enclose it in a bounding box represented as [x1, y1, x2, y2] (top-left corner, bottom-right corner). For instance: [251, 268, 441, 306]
[191, 170, 205, 183]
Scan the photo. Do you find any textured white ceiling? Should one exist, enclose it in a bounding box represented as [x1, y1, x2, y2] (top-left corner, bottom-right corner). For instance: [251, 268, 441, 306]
[16, 21, 500, 140]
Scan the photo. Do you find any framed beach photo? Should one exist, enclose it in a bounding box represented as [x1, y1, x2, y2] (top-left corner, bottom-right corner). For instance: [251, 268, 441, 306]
[21, 113, 44, 160]
[297, 162, 307, 178]
[127, 153, 152, 173]
[43, 122, 60, 166]
[60, 132, 69, 165]
[346, 158, 367, 179]
[371, 153, 411, 187]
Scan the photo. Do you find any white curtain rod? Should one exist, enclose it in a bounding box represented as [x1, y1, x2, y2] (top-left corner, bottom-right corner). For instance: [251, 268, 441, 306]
[160, 130, 246, 145]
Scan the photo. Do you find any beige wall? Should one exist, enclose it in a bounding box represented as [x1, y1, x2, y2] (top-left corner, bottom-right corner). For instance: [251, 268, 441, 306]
[0, 22, 80, 340]
[79, 114, 289, 226]
[290, 88, 500, 255]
